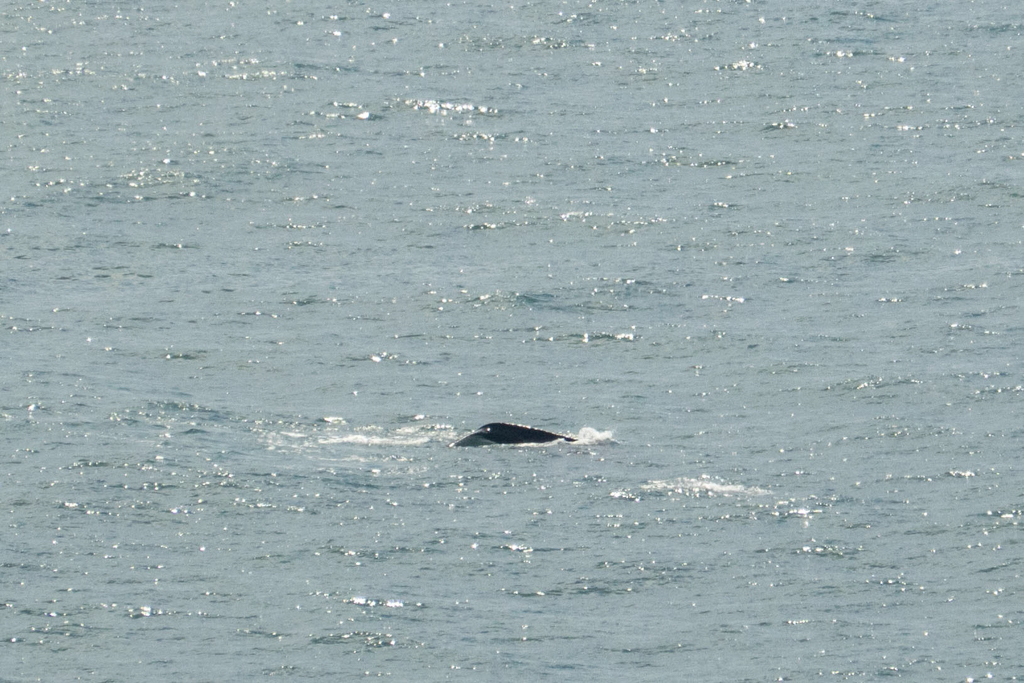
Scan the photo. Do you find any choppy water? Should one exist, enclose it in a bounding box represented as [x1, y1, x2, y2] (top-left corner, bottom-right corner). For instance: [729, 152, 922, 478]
[3, 2, 1023, 681]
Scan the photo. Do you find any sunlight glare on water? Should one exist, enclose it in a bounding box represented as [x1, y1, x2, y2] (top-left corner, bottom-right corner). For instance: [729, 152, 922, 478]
[2, 1, 1023, 681]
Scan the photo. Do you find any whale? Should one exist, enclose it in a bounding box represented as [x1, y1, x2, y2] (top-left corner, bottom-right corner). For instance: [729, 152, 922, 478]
[450, 423, 577, 447]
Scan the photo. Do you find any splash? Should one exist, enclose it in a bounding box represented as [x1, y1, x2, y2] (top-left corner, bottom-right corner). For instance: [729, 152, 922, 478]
[573, 427, 615, 445]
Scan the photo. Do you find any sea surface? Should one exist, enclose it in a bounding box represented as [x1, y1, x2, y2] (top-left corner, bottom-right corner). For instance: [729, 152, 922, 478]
[2, 1, 1023, 681]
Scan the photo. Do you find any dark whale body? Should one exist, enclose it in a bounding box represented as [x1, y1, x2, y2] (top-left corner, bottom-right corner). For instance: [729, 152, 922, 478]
[450, 423, 576, 447]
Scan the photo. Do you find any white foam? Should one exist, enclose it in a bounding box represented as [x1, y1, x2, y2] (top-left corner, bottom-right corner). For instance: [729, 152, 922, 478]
[321, 434, 432, 447]
[260, 431, 315, 451]
[642, 475, 767, 497]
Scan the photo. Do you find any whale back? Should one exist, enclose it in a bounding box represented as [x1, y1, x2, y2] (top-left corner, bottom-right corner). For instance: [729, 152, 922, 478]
[451, 422, 576, 447]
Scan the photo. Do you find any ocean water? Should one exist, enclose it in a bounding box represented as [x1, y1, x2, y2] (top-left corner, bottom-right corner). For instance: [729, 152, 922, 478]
[2, 1, 1023, 680]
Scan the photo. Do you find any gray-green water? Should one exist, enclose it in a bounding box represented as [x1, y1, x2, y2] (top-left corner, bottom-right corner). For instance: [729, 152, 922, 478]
[3, 2, 1022, 680]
